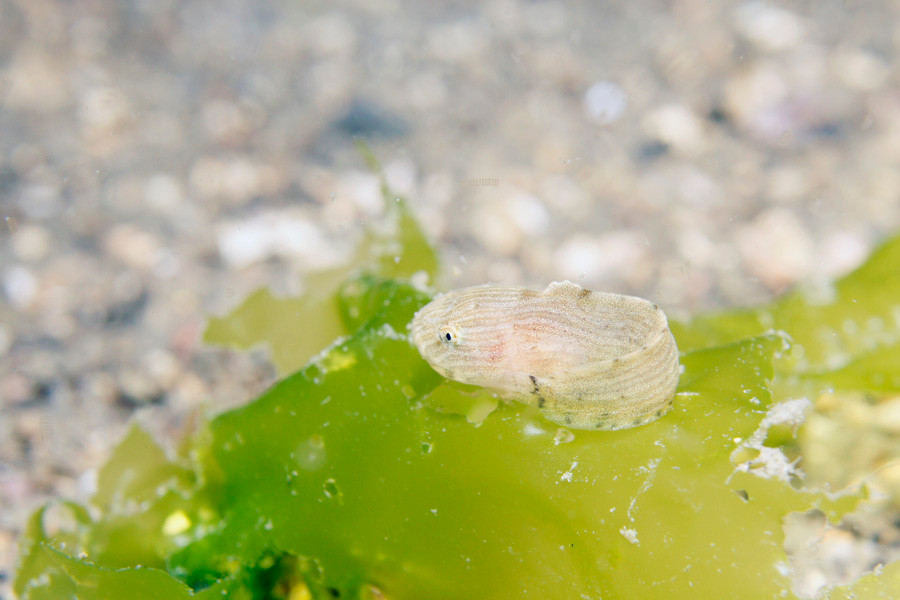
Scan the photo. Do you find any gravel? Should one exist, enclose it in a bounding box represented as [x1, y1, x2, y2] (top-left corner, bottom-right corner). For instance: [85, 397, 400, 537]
[2, 0, 900, 596]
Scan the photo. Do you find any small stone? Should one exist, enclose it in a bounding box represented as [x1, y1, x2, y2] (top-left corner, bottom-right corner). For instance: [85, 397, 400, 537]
[832, 47, 890, 92]
[10, 224, 52, 262]
[583, 81, 628, 125]
[3, 47, 69, 112]
[306, 13, 357, 56]
[470, 192, 549, 256]
[722, 63, 790, 142]
[170, 372, 209, 412]
[429, 20, 488, 63]
[18, 183, 62, 220]
[118, 369, 163, 407]
[383, 159, 418, 199]
[642, 104, 707, 156]
[332, 101, 408, 139]
[78, 86, 131, 132]
[201, 99, 251, 145]
[0, 372, 31, 405]
[103, 224, 162, 271]
[216, 210, 336, 269]
[509, 193, 549, 237]
[553, 231, 651, 287]
[81, 372, 119, 406]
[767, 166, 809, 204]
[339, 170, 383, 216]
[407, 70, 447, 111]
[144, 349, 180, 390]
[0, 323, 11, 356]
[2, 265, 38, 309]
[734, 2, 804, 52]
[820, 230, 869, 278]
[189, 156, 281, 206]
[77, 469, 98, 498]
[522, 1, 568, 38]
[143, 173, 185, 215]
[736, 208, 814, 291]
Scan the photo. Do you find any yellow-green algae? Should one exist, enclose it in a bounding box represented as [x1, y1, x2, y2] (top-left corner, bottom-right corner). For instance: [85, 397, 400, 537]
[15, 193, 900, 599]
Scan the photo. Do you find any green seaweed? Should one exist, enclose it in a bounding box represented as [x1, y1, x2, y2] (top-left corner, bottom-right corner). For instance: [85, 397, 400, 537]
[14, 192, 900, 598]
[203, 192, 438, 376]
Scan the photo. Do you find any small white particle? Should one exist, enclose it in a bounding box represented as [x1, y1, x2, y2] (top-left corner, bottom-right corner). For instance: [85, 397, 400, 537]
[583, 81, 628, 125]
[619, 527, 639, 545]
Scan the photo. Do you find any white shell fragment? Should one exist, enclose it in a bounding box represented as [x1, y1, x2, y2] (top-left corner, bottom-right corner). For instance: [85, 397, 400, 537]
[410, 281, 680, 431]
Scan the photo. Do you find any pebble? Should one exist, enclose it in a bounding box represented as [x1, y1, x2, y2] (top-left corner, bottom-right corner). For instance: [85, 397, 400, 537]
[144, 349, 180, 390]
[201, 99, 252, 146]
[406, 70, 448, 111]
[143, 174, 185, 215]
[428, 20, 489, 64]
[0, 372, 32, 406]
[102, 224, 163, 272]
[583, 81, 628, 125]
[766, 165, 810, 204]
[383, 158, 418, 199]
[1, 265, 38, 309]
[736, 208, 815, 291]
[642, 104, 708, 157]
[733, 2, 804, 52]
[17, 183, 62, 220]
[819, 230, 869, 278]
[0, 324, 10, 357]
[10, 224, 52, 262]
[722, 63, 790, 143]
[553, 231, 652, 288]
[306, 12, 357, 57]
[2, 3, 900, 599]
[188, 157, 283, 206]
[2, 47, 68, 113]
[80, 372, 119, 407]
[79, 86, 131, 132]
[216, 211, 336, 270]
[469, 192, 550, 256]
[832, 47, 890, 92]
[117, 368, 164, 406]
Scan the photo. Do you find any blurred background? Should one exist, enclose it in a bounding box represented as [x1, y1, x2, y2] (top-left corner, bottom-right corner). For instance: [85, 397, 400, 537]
[1, 0, 899, 596]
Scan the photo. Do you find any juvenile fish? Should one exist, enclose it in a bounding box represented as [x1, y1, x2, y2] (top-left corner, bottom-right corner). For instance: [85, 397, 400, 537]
[411, 281, 680, 430]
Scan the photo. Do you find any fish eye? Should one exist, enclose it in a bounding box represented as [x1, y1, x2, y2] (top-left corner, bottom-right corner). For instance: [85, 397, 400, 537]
[440, 327, 460, 345]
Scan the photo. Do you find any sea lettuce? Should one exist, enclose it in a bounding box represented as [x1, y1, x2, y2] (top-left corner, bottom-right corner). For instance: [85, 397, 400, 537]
[14, 189, 900, 599]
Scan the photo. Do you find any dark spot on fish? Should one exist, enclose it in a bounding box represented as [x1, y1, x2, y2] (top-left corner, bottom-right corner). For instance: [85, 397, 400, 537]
[529, 374, 539, 394]
[578, 287, 591, 298]
[632, 417, 645, 426]
[595, 420, 606, 429]
[564, 415, 572, 425]
[537, 395, 546, 408]
[655, 409, 665, 417]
